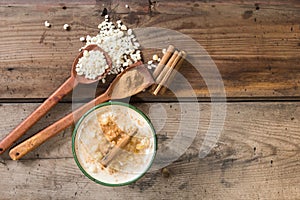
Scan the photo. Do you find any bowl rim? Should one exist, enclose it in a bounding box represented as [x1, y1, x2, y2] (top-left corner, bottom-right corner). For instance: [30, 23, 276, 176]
[72, 101, 157, 187]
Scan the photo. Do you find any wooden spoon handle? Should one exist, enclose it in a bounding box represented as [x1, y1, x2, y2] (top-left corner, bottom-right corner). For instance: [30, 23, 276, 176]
[9, 92, 110, 160]
[0, 77, 77, 154]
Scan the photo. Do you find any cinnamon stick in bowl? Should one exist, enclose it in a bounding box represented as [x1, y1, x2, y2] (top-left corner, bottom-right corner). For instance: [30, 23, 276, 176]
[100, 127, 138, 167]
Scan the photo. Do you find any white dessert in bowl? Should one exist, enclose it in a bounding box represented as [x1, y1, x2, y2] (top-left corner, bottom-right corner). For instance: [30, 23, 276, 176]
[72, 101, 156, 186]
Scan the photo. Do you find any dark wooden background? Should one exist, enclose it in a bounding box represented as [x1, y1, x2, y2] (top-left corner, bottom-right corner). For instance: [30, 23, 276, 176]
[0, 0, 299, 199]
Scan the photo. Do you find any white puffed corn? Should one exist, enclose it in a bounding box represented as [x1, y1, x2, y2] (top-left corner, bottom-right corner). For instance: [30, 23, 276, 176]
[63, 24, 70, 30]
[120, 24, 127, 31]
[86, 35, 91, 42]
[80, 37, 86, 42]
[152, 54, 159, 61]
[44, 21, 51, 28]
[127, 29, 132, 35]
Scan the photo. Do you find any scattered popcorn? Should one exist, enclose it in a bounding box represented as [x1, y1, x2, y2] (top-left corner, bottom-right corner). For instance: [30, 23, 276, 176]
[152, 54, 159, 61]
[86, 35, 91, 41]
[80, 37, 86, 42]
[63, 24, 70, 30]
[120, 24, 127, 31]
[127, 29, 132, 35]
[146, 53, 161, 70]
[125, 4, 129, 8]
[44, 21, 51, 28]
[105, 15, 109, 19]
[162, 48, 167, 54]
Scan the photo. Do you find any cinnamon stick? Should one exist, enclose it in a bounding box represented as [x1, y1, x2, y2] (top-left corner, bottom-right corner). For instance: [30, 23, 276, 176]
[150, 50, 179, 93]
[153, 51, 186, 95]
[160, 52, 187, 95]
[100, 127, 138, 167]
[152, 45, 175, 79]
[155, 50, 179, 83]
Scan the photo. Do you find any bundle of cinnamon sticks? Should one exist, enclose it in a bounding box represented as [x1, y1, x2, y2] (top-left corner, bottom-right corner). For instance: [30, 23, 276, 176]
[151, 45, 187, 95]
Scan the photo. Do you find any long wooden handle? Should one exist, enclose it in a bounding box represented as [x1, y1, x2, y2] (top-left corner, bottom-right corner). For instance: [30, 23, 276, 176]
[0, 77, 77, 154]
[9, 92, 110, 160]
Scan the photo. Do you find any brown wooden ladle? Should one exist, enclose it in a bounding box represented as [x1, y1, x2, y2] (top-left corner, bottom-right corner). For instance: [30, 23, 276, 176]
[0, 44, 112, 154]
[9, 62, 154, 160]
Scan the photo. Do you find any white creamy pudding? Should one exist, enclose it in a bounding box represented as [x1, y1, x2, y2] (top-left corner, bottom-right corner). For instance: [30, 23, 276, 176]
[73, 102, 156, 186]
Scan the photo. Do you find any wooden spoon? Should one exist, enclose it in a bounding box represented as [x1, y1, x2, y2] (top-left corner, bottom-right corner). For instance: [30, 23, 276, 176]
[0, 44, 112, 154]
[9, 62, 155, 160]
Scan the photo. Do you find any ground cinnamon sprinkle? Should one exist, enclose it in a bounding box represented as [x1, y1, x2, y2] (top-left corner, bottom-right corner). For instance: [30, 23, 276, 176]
[98, 116, 150, 155]
[98, 116, 125, 144]
[109, 67, 145, 99]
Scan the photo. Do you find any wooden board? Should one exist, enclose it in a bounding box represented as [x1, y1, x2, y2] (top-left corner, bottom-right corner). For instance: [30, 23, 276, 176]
[0, 102, 299, 199]
[1, 0, 300, 199]
[0, 1, 299, 100]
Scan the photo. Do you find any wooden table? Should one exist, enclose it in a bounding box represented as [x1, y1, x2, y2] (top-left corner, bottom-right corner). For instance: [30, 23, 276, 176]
[1, 1, 300, 199]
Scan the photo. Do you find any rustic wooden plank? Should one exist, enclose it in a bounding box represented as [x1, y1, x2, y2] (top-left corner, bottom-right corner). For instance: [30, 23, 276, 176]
[0, 102, 300, 199]
[0, 1, 299, 100]
[0, 102, 299, 159]
[0, 103, 75, 159]
[0, 156, 299, 200]
[0, 102, 210, 159]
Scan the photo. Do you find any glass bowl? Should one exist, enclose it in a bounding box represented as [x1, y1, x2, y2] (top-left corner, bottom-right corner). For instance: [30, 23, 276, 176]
[72, 101, 157, 186]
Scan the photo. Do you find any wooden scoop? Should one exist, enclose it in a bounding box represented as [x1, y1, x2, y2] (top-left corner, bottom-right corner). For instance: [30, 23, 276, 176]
[0, 44, 111, 154]
[9, 62, 154, 160]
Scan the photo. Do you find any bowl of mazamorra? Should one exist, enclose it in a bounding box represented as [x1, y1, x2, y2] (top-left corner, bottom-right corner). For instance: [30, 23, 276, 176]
[72, 101, 157, 186]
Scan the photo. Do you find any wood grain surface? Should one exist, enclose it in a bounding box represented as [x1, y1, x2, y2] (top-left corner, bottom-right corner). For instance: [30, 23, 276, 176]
[0, 0, 300, 199]
[0, 102, 299, 199]
[0, 1, 299, 100]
